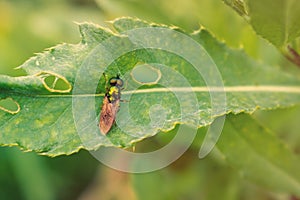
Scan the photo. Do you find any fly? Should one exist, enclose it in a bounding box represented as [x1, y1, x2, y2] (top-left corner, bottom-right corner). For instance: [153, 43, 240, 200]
[99, 74, 124, 135]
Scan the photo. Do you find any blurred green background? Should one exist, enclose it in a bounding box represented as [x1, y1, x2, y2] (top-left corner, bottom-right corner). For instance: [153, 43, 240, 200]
[1, 0, 300, 199]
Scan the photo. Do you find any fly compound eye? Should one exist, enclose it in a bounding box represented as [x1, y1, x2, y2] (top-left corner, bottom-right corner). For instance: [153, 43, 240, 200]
[109, 78, 117, 85]
[116, 79, 123, 87]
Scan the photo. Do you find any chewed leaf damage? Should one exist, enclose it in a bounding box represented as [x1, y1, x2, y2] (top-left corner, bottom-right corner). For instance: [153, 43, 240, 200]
[131, 63, 162, 85]
[0, 98, 20, 114]
[35, 71, 72, 93]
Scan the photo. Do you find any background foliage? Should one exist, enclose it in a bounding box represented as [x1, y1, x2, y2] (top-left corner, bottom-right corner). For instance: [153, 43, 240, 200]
[1, 0, 300, 199]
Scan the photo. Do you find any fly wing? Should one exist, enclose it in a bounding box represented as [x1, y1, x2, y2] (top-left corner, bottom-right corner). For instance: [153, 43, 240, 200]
[99, 96, 119, 135]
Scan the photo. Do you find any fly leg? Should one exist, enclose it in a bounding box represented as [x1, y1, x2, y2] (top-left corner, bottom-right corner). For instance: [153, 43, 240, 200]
[102, 72, 109, 93]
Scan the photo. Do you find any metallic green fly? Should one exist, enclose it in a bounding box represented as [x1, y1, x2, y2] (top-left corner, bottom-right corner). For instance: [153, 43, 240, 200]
[99, 75, 123, 135]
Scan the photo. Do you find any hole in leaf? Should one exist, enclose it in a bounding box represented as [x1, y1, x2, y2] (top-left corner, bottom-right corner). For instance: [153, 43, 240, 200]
[36, 71, 72, 93]
[131, 63, 161, 85]
[0, 98, 20, 114]
[44, 76, 71, 91]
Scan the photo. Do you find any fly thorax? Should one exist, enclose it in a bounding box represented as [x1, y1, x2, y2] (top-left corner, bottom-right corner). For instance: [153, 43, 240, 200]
[108, 86, 120, 102]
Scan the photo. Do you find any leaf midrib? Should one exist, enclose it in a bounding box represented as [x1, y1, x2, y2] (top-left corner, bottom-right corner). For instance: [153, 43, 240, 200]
[11, 85, 300, 98]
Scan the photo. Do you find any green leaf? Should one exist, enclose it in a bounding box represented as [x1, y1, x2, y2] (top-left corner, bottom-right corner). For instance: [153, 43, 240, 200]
[217, 114, 300, 195]
[1, 17, 300, 156]
[132, 155, 240, 200]
[223, 0, 300, 48]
